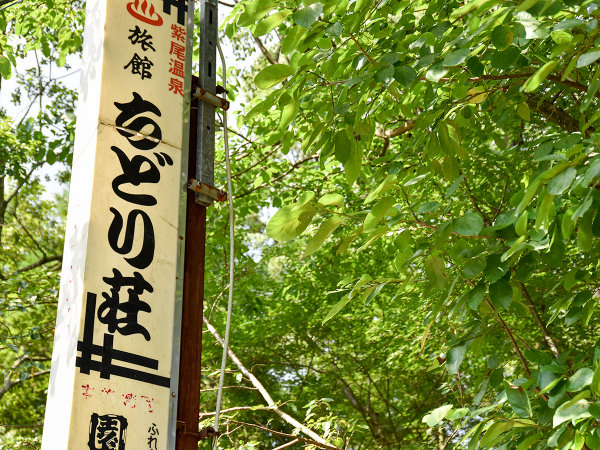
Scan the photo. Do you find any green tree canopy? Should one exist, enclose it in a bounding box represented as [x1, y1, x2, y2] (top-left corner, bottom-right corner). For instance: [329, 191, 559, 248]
[5, 0, 600, 448]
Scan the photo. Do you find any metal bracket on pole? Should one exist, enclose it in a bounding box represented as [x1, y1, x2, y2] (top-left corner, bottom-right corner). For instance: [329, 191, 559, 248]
[187, 178, 227, 202]
[195, 0, 219, 207]
[193, 87, 230, 111]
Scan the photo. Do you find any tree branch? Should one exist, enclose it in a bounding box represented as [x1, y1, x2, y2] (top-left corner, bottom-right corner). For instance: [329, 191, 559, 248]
[484, 298, 531, 378]
[203, 317, 339, 449]
[253, 35, 278, 65]
[235, 154, 318, 198]
[520, 282, 560, 358]
[461, 171, 491, 225]
[375, 120, 416, 139]
[7, 254, 63, 278]
[4, 163, 41, 208]
[0, 358, 50, 401]
[349, 33, 374, 66]
[226, 419, 337, 450]
[526, 94, 592, 136]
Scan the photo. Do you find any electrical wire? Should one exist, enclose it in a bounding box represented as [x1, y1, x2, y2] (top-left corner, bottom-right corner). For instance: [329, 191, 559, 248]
[212, 38, 234, 450]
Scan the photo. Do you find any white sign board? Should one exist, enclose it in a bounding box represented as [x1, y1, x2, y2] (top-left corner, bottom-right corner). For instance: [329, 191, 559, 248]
[42, 0, 191, 448]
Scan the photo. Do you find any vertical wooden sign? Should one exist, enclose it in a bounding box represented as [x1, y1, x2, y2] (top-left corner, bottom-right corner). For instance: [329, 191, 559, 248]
[41, 0, 192, 448]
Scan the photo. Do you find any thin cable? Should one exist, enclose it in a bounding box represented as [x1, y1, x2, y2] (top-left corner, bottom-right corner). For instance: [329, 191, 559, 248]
[212, 38, 234, 450]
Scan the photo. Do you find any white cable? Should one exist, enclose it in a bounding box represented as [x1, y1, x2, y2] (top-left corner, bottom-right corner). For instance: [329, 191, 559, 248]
[212, 38, 234, 450]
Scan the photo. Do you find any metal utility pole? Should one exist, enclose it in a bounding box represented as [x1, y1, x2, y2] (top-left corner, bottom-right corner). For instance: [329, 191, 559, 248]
[176, 0, 226, 448]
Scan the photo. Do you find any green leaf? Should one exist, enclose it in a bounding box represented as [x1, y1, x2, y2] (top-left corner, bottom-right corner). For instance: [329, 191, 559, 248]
[374, 65, 394, 84]
[538, 371, 561, 394]
[447, 343, 468, 375]
[493, 210, 517, 229]
[238, 0, 279, 27]
[591, 364, 600, 396]
[568, 368, 594, 392]
[463, 258, 486, 278]
[547, 167, 576, 195]
[266, 202, 316, 241]
[491, 46, 521, 70]
[491, 25, 514, 50]
[280, 99, 299, 129]
[393, 65, 416, 87]
[516, 433, 542, 450]
[363, 197, 396, 232]
[253, 10, 292, 36]
[451, 0, 489, 18]
[489, 279, 513, 309]
[525, 349, 552, 365]
[515, 211, 528, 236]
[322, 294, 352, 324]
[255, 64, 294, 89]
[303, 216, 344, 257]
[426, 63, 447, 83]
[485, 254, 509, 283]
[562, 206, 577, 239]
[577, 211, 594, 252]
[425, 404, 453, 427]
[551, 30, 573, 45]
[453, 212, 484, 236]
[468, 284, 486, 310]
[554, 397, 591, 427]
[291, 2, 323, 28]
[577, 50, 600, 68]
[357, 226, 389, 253]
[504, 381, 532, 418]
[443, 48, 470, 66]
[344, 140, 362, 185]
[318, 193, 344, 208]
[424, 256, 447, 290]
[522, 60, 559, 93]
[0, 56, 11, 80]
[480, 421, 514, 448]
[446, 408, 469, 420]
[365, 175, 397, 204]
[334, 130, 351, 164]
[516, 103, 530, 121]
[501, 235, 526, 262]
[466, 56, 484, 76]
[535, 191, 554, 231]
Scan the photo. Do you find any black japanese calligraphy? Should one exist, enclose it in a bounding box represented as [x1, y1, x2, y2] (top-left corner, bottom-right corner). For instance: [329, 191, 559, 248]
[124, 53, 154, 79]
[97, 269, 152, 341]
[128, 26, 156, 51]
[88, 413, 127, 450]
[147, 423, 159, 450]
[162, 0, 186, 25]
[108, 207, 155, 269]
[111, 146, 160, 206]
[76, 293, 170, 387]
[114, 92, 162, 150]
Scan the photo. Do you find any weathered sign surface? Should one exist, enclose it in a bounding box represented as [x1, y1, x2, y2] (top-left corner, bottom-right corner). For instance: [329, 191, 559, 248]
[42, 0, 191, 448]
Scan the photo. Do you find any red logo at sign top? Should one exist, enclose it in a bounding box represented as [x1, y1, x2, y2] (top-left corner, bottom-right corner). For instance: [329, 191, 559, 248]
[127, 0, 163, 26]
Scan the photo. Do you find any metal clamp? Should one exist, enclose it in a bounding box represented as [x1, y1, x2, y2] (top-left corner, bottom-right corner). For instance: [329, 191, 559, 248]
[176, 421, 220, 441]
[193, 87, 230, 111]
[188, 178, 227, 203]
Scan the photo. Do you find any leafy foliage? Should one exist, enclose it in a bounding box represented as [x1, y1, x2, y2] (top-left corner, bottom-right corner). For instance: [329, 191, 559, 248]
[205, 0, 600, 447]
[6, 0, 600, 448]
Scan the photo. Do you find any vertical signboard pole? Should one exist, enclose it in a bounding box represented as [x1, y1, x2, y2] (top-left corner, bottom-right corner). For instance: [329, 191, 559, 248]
[176, 0, 221, 446]
[195, 0, 218, 207]
[41, 0, 193, 448]
[175, 81, 207, 449]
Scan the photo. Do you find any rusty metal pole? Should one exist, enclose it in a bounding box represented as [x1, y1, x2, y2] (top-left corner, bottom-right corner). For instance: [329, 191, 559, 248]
[176, 81, 206, 449]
